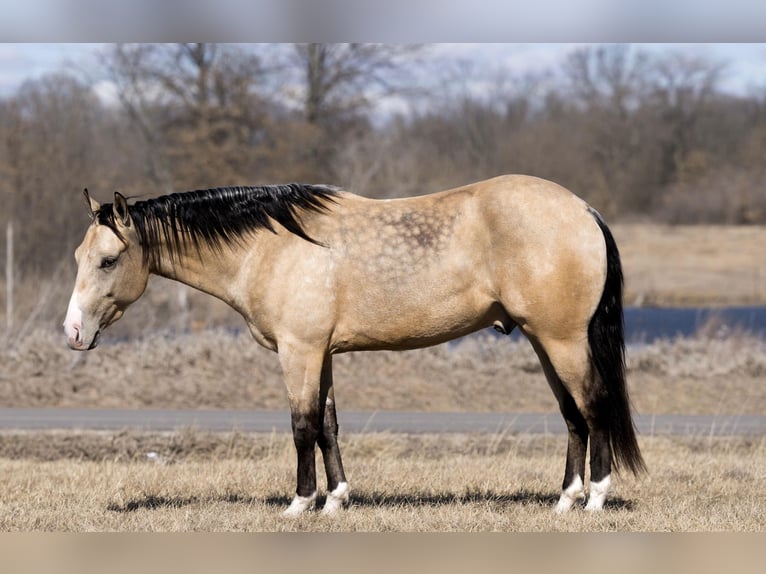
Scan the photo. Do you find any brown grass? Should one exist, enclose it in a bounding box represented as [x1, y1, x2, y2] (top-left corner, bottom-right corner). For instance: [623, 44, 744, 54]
[0, 430, 763, 531]
[613, 224, 766, 306]
[3, 328, 766, 415]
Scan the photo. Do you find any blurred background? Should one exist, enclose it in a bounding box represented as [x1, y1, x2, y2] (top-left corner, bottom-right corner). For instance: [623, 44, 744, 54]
[1, 43, 765, 341]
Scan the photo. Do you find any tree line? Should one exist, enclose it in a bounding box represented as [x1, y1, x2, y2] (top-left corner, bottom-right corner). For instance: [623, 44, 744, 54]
[2, 43, 766, 276]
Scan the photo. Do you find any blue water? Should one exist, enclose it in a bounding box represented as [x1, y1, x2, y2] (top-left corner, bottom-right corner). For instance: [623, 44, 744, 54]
[624, 306, 766, 342]
[493, 306, 766, 344]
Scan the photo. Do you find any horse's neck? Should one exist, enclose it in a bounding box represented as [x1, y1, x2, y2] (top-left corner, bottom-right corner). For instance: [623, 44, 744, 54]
[151, 242, 248, 308]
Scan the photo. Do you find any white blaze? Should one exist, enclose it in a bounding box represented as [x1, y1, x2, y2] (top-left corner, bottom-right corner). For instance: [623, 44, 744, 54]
[63, 290, 83, 342]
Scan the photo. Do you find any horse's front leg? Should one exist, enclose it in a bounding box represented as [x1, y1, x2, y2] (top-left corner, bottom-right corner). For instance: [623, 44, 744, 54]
[280, 346, 325, 517]
[317, 355, 349, 514]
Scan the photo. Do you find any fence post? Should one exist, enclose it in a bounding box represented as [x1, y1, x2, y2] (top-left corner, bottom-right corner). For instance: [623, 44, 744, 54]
[6, 220, 12, 332]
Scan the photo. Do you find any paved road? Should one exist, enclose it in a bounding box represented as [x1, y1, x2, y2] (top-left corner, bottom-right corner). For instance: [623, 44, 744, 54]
[0, 408, 764, 436]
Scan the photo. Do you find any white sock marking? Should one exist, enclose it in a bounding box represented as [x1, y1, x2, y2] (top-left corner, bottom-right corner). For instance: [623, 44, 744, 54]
[282, 491, 317, 517]
[585, 475, 611, 511]
[555, 475, 585, 514]
[321, 482, 349, 515]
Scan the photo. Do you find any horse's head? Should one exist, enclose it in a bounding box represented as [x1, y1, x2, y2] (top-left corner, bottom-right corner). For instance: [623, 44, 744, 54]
[63, 189, 149, 350]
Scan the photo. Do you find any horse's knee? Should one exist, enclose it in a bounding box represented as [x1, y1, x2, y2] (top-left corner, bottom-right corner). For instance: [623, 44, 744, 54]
[291, 411, 320, 446]
[323, 412, 339, 437]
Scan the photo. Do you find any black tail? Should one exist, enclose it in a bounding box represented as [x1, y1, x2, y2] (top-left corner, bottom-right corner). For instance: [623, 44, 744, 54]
[587, 208, 646, 476]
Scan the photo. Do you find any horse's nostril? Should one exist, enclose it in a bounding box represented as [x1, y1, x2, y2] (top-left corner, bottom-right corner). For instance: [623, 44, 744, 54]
[65, 323, 82, 346]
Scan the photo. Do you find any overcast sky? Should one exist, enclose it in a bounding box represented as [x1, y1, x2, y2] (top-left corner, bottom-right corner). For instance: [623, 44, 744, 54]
[2, 43, 766, 104]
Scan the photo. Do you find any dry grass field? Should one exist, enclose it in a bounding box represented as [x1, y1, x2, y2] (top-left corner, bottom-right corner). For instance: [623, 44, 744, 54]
[0, 431, 763, 531]
[612, 224, 766, 307]
[2, 328, 766, 416]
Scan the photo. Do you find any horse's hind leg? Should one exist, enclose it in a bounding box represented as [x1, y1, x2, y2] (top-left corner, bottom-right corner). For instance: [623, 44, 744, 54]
[529, 335, 612, 511]
[556, 395, 591, 512]
[583, 398, 612, 511]
[317, 355, 349, 514]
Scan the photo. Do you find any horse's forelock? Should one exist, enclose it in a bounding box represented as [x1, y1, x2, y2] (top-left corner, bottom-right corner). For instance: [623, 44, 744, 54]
[93, 204, 127, 243]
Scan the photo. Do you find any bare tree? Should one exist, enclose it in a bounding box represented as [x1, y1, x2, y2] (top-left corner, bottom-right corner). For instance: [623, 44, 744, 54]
[2, 74, 115, 267]
[287, 43, 422, 181]
[647, 50, 727, 185]
[292, 44, 419, 126]
[566, 44, 651, 115]
[564, 44, 658, 214]
[105, 43, 271, 191]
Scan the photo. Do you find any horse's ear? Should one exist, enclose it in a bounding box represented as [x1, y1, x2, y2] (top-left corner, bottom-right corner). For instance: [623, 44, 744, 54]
[113, 192, 131, 228]
[83, 188, 100, 220]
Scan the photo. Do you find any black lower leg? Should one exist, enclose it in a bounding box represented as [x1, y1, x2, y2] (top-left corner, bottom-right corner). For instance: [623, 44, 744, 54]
[291, 410, 319, 497]
[561, 395, 589, 491]
[588, 423, 612, 483]
[317, 357, 346, 493]
[317, 399, 346, 492]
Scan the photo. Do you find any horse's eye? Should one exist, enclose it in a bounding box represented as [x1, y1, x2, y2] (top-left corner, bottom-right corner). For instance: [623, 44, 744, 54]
[100, 256, 118, 270]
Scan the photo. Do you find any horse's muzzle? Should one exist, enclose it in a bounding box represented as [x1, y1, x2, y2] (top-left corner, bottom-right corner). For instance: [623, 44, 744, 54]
[64, 324, 100, 351]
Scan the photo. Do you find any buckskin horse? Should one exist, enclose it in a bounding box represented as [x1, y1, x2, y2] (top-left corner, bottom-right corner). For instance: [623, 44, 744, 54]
[64, 175, 645, 516]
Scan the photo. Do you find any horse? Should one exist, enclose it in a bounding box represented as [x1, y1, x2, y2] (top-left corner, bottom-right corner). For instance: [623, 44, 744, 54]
[64, 174, 645, 516]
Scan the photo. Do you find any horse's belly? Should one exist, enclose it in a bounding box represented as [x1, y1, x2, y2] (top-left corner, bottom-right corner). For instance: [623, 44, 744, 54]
[330, 286, 501, 352]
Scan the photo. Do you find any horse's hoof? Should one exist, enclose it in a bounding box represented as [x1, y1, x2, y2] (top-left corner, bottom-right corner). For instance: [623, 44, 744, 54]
[554, 476, 585, 514]
[282, 492, 317, 517]
[584, 475, 611, 512]
[321, 482, 349, 515]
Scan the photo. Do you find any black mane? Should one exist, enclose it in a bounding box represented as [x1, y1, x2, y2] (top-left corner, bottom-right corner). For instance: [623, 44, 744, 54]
[95, 183, 339, 268]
